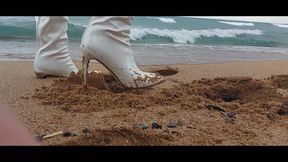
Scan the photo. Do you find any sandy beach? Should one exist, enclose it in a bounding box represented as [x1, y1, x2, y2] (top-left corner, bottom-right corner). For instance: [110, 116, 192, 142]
[2, 60, 288, 145]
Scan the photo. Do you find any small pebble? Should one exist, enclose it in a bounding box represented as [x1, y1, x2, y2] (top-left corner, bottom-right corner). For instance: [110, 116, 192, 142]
[63, 132, 72, 137]
[152, 123, 162, 129]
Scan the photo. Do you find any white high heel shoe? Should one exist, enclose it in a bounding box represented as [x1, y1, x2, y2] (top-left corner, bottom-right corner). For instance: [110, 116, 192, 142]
[80, 16, 164, 88]
[34, 16, 78, 78]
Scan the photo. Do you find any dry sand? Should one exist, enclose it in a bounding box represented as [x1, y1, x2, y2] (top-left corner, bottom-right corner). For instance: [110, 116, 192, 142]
[2, 61, 288, 145]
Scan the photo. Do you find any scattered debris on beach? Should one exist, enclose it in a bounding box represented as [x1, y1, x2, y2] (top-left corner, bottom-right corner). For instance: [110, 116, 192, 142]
[31, 69, 288, 145]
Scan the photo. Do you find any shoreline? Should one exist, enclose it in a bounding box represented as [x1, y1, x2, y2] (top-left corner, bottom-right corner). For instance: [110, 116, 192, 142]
[2, 59, 288, 66]
[2, 41, 288, 65]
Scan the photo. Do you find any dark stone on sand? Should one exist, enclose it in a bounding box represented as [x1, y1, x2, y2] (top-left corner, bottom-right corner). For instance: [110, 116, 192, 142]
[278, 101, 288, 115]
[63, 132, 72, 137]
[82, 128, 91, 134]
[152, 122, 162, 129]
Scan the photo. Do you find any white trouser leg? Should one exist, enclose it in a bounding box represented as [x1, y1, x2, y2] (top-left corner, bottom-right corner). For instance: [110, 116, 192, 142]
[34, 16, 78, 78]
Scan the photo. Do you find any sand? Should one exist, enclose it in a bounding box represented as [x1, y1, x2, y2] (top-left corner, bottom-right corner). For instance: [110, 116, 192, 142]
[2, 61, 288, 145]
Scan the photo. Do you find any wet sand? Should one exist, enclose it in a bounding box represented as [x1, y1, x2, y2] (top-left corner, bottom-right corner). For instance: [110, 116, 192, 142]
[2, 61, 288, 145]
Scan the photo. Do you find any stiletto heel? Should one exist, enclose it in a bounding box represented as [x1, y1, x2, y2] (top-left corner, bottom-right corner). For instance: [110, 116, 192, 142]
[82, 55, 90, 88]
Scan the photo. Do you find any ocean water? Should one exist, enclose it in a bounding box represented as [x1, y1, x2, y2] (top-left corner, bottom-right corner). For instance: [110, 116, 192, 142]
[1, 16, 288, 64]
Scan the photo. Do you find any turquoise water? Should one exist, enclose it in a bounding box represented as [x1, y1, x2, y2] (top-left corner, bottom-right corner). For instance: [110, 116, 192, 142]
[1, 16, 288, 47]
[1, 16, 288, 64]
